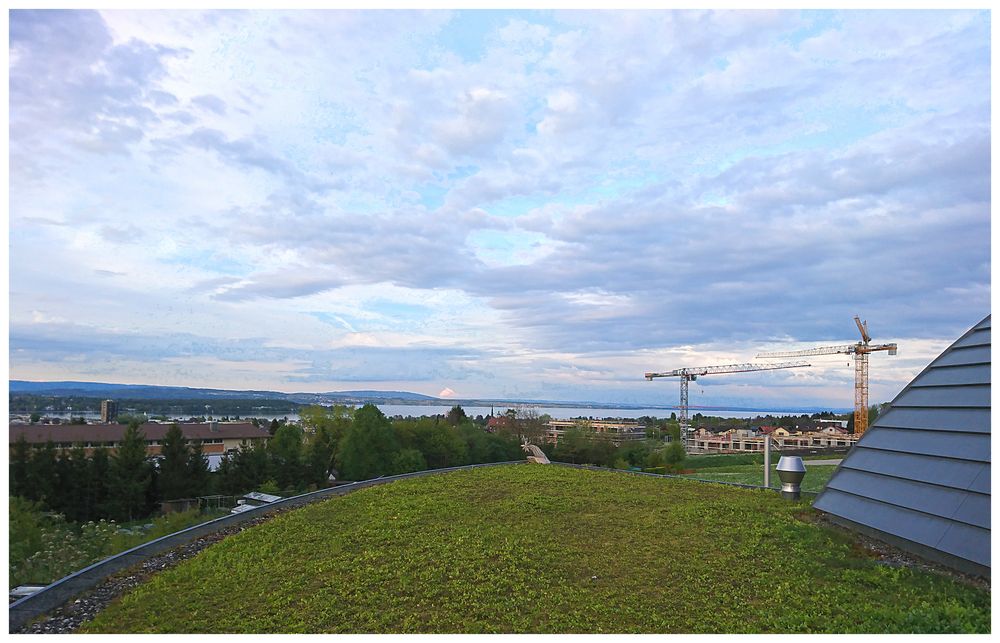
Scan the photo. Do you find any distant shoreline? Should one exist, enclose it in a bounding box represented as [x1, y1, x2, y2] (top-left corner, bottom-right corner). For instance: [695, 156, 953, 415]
[8, 380, 851, 416]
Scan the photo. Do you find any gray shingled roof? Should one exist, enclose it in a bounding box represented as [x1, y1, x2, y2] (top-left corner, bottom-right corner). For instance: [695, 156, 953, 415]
[9, 422, 270, 445]
[814, 315, 990, 577]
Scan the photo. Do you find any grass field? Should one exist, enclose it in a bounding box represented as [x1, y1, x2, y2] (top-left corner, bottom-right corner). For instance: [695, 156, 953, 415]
[682, 464, 838, 493]
[83, 465, 989, 634]
[683, 452, 843, 469]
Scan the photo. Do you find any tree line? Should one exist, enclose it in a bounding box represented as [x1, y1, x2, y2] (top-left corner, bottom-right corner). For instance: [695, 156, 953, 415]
[11, 422, 172, 524]
[542, 421, 686, 473]
[9, 394, 304, 417]
[9, 403, 686, 526]
[8, 404, 527, 524]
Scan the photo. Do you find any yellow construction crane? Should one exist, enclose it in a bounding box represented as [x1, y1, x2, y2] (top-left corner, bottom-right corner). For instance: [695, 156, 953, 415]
[644, 361, 810, 451]
[756, 315, 897, 436]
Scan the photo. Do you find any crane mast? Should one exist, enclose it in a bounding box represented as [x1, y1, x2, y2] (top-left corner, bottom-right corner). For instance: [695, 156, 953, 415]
[756, 315, 897, 436]
[645, 361, 810, 451]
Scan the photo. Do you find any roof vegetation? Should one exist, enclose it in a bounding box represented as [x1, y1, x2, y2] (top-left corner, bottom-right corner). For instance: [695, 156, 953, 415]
[83, 465, 989, 633]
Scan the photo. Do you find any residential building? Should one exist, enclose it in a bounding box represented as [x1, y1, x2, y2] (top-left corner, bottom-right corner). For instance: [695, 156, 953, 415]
[690, 426, 859, 454]
[9, 421, 271, 457]
[545, 419, 646, 446]
[486, 416, 514, 433]
[100, 399, 118, 423]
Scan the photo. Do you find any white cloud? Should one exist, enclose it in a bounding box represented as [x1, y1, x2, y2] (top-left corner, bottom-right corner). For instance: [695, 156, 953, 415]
[9, 9, 990, 407]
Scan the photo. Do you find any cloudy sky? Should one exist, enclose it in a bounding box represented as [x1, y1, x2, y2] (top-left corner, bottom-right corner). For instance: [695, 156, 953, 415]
[8, 9, 991, 409]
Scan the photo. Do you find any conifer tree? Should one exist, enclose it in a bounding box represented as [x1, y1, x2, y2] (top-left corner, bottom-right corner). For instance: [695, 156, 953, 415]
[230, 441, 269, 494]
[187, 440, 211, 497]
[10, 434, 31, 499]
[144, 462, 161, 517]
[446, 405, 468, 426]
[29, 440, 58, 506]
[216, 452, 240, 496]
[89, 447, 111, 521]
[305, 425, 337, 487]
[67, 444, 91, 522]
[108, 421, 151, 522]
[53, 450, 74, 517]
[269, 424, 303, 491]
[158, 423, 190, 500]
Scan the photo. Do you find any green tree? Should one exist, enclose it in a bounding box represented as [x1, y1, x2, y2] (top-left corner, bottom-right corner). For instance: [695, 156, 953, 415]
[188, 440, 211, 497]
[65, 445, 91, 522]
[458, 424, 523, 464]
[108, 421, 152, 522]
[304, 425, 338, 487]
[663, 423, 686, 472]
[144, 463, 162, 517]
[337, 404, 399, 481]
[617, 440, 653, 467]
[483, 432, 525, 462]
[299, 404, 353, 439]
[458, 424, 491, 464]
[581, 432, 616, 467]
[300, 405, 352, 486]
[88, 447, 111, 521]
[29, 412, 41, 424]
[216, 453, 240, 496]
[29, 440, 58, 506]
[237, 441, 271, 492]
[158, 424, 191, 500]
[446, 405, 468, 427]
[391, 448, 428, 474]
[409, 418, 468, 469]
[52, 450, 75, 516]
[269, 424, 304, 491]
[10, 434, 31, 499]
[515, 407, 547, 445]
[257, 479, 281, 495]
[553, 427, 588, 464]
[550, 425, 614, 466]
[663, 443, 686, 472]
[667, 422, 681, 442]
[645, 448, 665, 470]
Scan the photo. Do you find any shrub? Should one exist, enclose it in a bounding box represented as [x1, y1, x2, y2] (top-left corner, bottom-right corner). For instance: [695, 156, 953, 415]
[10, 499, 227, 588]
[257, 480, 281, 495]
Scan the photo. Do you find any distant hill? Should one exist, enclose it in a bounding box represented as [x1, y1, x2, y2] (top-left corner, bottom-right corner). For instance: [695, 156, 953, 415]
[289, 390, 438, 403]
[8, 380, 438, 403]
[8, 380, 847, 414]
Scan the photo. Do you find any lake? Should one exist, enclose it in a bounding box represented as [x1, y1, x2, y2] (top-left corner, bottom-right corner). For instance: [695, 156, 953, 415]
[24, 405, 837, 423]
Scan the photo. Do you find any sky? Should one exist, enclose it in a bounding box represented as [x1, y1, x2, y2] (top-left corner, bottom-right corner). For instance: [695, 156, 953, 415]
[7, 8, 992, 409]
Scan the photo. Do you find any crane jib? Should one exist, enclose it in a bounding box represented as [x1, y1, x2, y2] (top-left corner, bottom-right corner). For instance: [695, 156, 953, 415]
[644, 361, 810, 379]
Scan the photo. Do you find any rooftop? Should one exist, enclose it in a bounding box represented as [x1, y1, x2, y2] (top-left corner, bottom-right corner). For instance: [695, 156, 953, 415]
[9, 422, 270, 445]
